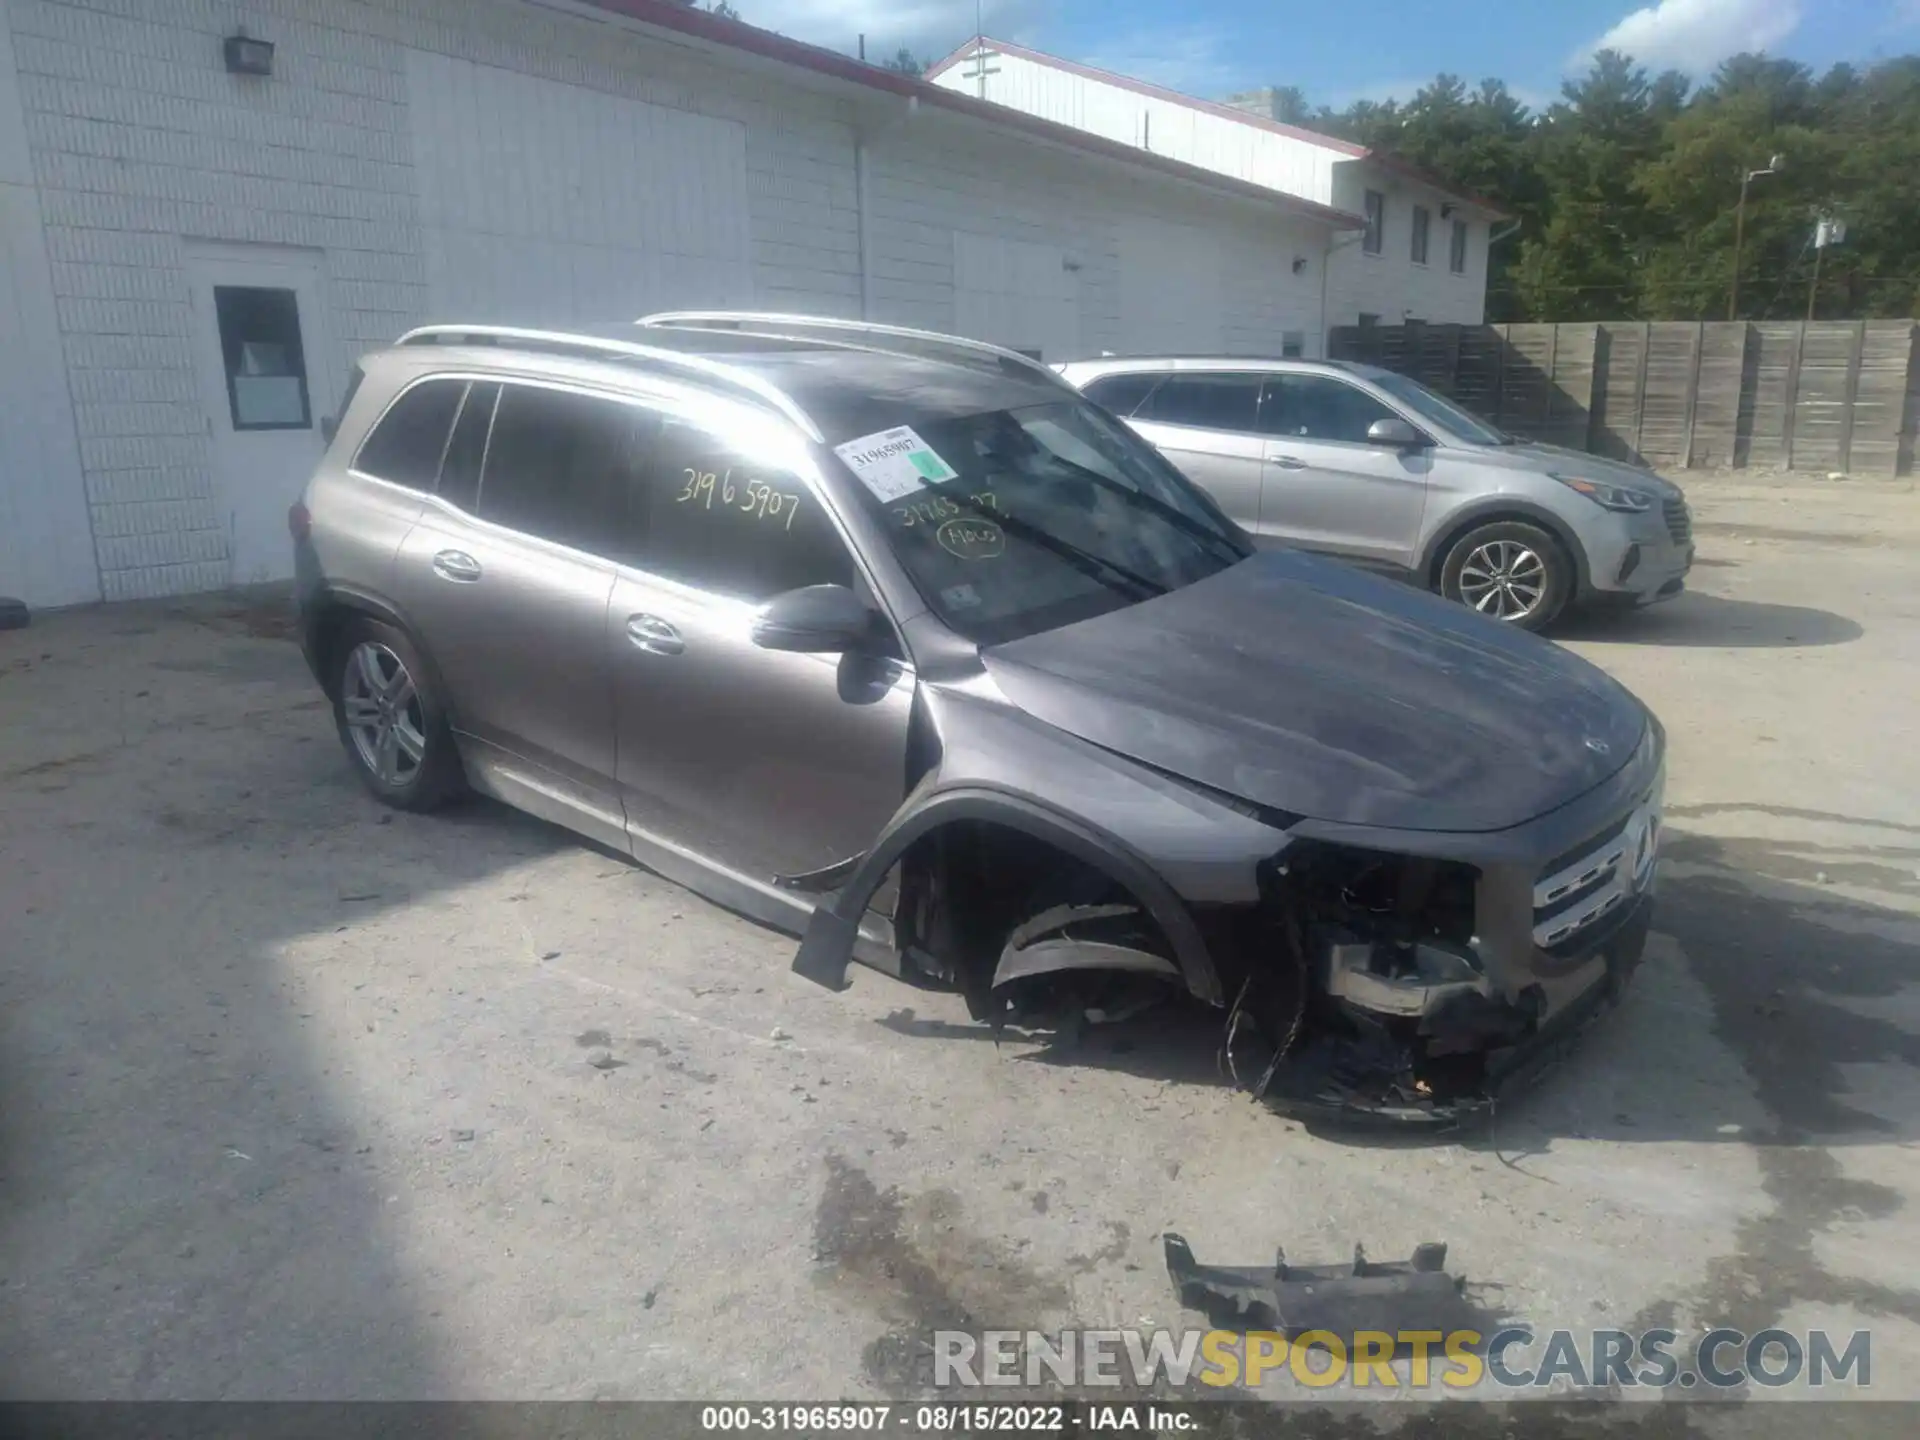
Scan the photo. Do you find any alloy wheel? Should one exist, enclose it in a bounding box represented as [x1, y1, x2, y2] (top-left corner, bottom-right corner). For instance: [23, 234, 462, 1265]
[1457, 540, 1547, 621]
[341, 641, 427, 786]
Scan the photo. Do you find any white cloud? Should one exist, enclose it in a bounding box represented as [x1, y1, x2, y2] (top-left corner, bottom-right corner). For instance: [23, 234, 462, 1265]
[724, 0, 1041, 62]
[1073, 28, 1237, 97]
[1578, 0, 1803, 73]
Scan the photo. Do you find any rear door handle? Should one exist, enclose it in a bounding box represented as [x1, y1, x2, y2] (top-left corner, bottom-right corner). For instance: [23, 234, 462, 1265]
[432, 549, 483, 582]
[625, 613, 684, 656]
[1271, 456, 1308, 470]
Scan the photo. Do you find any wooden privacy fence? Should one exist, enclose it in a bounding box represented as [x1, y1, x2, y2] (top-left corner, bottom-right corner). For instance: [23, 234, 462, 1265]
[1328, 320, 1920, 477]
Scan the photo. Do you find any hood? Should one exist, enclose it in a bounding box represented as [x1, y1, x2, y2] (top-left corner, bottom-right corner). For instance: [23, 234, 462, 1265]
[1478, 440, 1684, 499]
[981, 551, 1649, 833]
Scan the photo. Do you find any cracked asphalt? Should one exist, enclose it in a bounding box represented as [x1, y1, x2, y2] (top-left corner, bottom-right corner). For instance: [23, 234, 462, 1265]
[1, 474, 1915, 1425]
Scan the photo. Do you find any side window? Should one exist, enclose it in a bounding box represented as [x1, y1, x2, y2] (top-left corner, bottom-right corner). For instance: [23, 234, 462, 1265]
[352, 378, 466, 491]
[1081, 372, 1162, 416]
[1262, 375, 1401, 444]
[1132, 373, 1263, 433]
[477, 384, 650, 561]
[1450, 219, 1470, 275]
[436, 381, 498, 512]
[1411, 205, 1431, 265]
[1362, 190, 1385, 256]
[636, 417, 852, 601]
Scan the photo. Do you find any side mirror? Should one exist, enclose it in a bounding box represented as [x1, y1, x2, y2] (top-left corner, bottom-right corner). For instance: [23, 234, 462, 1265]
[1367, 417, 1427, 449]
[751, 584, 877, 654]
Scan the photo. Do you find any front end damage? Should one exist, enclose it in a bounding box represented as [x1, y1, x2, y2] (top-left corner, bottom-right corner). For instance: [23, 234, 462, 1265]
[792, 687, 1664, 1129]
[1215, 839, 1653, 1126]
[851, 801, 1656, 1128]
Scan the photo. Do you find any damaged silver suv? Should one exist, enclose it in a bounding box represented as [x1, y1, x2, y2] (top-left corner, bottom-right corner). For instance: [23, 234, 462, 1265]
[293, 312, 1664, 1125]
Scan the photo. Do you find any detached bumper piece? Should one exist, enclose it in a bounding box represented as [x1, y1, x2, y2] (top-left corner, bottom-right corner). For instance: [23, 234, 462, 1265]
[1165, 1234, 1468, 1337]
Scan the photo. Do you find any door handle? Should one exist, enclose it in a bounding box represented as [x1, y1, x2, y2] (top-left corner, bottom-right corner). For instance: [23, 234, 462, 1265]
[1271, 456, 1308, 470]
[625, 613, 685, 656]
[431, 549, 483, 582]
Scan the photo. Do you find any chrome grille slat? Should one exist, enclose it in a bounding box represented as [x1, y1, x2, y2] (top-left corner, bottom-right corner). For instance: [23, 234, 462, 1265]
[1532, 797, 1662, 951]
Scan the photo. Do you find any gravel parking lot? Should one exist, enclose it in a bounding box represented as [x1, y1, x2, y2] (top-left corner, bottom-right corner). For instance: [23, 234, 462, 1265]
[2, 475, 1916, 1414]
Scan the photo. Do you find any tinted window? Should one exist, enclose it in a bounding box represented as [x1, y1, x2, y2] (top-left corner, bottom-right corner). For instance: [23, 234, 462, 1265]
[1261, 375, 1399, 444]
[1133, 373, 1262, 433]
[353, 379, 465, 490]
[437, 382, 498, 511]
[637, 418, 852, 601]
[1081, 372, 1162, 417]
[478, 384, 649, 559]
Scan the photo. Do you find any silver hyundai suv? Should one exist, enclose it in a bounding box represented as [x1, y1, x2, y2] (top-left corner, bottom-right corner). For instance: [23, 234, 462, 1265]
[292, 313, 1664, 1125]
[1056, 357, 1693, 631]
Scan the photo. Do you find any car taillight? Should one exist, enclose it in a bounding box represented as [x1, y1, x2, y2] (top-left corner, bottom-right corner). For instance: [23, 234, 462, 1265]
[288, 502, 311, 539]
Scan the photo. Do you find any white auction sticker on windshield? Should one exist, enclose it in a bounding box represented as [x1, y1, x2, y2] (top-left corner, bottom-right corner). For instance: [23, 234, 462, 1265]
[832, 426, 958, 503]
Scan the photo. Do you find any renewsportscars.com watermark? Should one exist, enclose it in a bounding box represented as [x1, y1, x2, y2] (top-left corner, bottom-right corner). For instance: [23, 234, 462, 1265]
[934, 1327, 1873, 1392]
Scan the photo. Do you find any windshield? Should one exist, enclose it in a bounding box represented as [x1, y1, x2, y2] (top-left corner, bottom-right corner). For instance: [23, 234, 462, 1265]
[833, 401, 1252, 645]
[1363, 369, 1511, 446]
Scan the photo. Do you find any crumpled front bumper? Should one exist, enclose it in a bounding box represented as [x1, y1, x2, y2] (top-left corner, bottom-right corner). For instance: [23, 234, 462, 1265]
[1264, 894, 1654, 1129]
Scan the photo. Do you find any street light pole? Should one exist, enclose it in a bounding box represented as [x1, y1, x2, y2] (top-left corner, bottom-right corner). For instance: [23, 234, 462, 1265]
[1728, 154, 1784, 320]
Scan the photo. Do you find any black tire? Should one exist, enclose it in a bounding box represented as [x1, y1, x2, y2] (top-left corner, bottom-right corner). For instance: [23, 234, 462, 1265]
[330, 616, 464, 811]
[1438, 520, 1571, 632]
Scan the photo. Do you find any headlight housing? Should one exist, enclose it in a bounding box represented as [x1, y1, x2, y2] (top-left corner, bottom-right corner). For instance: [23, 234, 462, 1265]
[1551, 472, 1655, 513]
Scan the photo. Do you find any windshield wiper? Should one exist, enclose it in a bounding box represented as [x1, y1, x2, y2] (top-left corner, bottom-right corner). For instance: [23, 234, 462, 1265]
[1036, 453, 1249, 563]
[936, 488, 1167, 600]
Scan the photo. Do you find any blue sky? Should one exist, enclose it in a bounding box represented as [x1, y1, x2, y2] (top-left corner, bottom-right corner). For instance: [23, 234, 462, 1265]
[742, 1, 1920, 110]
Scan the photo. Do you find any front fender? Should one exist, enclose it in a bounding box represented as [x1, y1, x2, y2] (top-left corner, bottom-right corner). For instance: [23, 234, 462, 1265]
[1422, 496, 1595, 595]
[791, 681, 1296, 1001]
[792, 782, 1224, 1002]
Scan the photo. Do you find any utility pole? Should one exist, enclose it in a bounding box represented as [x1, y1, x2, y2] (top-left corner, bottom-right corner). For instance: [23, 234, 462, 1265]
[1728, 154, 1785, 320]
[1808, 214, 1846, 321]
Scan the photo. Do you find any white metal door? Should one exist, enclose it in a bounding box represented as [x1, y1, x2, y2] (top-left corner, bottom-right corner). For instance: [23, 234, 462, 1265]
[405, 50, 752, 324]
[185, 245, 336, 585]
[952, 233, 1080, 362]
[1117, 217, 1223, 354]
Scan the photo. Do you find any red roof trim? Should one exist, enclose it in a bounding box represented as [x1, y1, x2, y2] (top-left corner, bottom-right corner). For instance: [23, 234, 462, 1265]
[926, 36, 1511, 220]
[569, 2, 1363, 229]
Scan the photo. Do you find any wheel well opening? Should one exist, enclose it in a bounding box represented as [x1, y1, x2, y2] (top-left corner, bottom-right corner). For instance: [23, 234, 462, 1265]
[308, 603, 357, 700]
[893, 820, 1182, 1020]
[307, 599, 398, 701]
[1427, 511, 1575, 590]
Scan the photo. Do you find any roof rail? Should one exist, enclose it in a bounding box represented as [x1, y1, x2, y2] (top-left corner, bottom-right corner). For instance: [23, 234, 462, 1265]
[394, 324, 823, 441]
[636, 311, 1077, 392]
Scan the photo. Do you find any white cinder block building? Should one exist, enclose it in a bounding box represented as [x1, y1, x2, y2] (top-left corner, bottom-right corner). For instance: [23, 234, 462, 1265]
[926, 40, 1511, 335]
[0, 0, 1359, 607]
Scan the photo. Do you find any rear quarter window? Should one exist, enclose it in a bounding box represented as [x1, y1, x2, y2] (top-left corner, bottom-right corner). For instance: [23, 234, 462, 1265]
[1080, 372, 1163, 417]
[351, 378, 466, 491]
